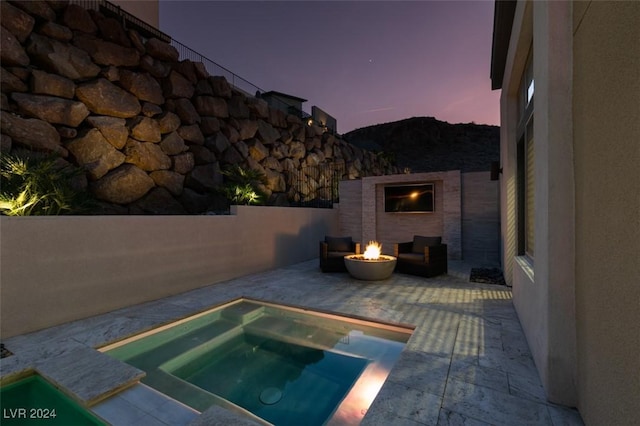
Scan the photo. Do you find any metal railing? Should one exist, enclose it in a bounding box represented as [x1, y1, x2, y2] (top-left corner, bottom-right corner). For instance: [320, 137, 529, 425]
[288, 163, 345, 208]
[169, 39, 312, 120]
[71, 0, 170, 41]
[73, 0, 312, 120]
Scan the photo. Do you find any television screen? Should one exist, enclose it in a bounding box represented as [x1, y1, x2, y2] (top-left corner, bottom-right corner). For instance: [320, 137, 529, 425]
[384, 184, 434, 213]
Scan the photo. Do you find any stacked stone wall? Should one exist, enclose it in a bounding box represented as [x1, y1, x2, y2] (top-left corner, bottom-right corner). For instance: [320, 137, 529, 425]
[0, 1, 398, 214]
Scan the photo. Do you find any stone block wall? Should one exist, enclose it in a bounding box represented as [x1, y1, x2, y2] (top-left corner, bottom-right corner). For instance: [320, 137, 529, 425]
[338, 171, 462, 259]
[374, 179, 445, 254]
[0, 1, 398, 214]
[338, 171, 500, 263]
[335, 180, 362, 242]
[461, 171, 500, 266]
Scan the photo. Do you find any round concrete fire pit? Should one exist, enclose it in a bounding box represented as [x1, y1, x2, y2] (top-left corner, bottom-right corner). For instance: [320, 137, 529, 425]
[344, 254, 397, 281]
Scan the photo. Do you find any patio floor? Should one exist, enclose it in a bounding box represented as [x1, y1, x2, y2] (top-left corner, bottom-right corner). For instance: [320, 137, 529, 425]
[0, 259, 583, 426]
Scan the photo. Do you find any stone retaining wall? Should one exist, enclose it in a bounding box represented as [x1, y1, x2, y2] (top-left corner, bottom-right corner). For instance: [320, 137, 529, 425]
[0, 1, 397, 214]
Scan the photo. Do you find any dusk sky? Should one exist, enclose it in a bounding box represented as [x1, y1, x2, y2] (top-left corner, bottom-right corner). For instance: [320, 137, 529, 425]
[159, 1, 500, 134]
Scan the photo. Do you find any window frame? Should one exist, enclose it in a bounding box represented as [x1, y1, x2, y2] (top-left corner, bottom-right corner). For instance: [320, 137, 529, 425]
[517, 48, 535, 260]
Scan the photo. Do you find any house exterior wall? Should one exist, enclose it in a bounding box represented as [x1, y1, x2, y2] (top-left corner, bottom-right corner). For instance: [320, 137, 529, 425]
[499, 1, 532, 288]
[572, 2, 640, 424]
[111, 0, 159, 28]
[498, 0, 640, 421]
[0, 206, 338, 338]
[499, 0, 577, 406]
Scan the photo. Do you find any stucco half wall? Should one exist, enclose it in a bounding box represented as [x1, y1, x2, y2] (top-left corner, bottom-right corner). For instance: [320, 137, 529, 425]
[0, 206, 338, 338]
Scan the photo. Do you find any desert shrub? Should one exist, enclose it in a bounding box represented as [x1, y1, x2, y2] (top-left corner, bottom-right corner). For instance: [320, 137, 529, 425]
[220, 165, 267, 205]
[0, 153, 93, 215]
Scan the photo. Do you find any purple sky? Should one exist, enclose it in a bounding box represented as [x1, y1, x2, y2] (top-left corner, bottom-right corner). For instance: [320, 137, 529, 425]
[159, 1, 500, 134]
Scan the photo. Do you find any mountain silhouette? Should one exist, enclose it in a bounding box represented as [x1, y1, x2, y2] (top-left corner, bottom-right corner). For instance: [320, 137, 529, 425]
[343, 117, 499, 173]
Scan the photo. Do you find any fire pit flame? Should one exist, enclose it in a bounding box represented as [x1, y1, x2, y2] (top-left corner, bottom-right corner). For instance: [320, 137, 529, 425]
[363, 241, 382, 260]
[344, 241, 396, 280]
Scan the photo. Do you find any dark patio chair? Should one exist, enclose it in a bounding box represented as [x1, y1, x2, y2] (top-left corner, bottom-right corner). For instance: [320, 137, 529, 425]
[319, 236, 361, 272]
[394, 235, 448, 277]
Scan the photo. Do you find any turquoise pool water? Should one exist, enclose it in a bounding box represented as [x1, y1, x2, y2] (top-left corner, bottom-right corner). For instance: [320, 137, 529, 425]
[103, 299, 412, 425]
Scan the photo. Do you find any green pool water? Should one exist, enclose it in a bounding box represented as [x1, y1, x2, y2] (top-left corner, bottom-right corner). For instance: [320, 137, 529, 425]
[104, 299, 412, 425]
[0, 375, 105, 425]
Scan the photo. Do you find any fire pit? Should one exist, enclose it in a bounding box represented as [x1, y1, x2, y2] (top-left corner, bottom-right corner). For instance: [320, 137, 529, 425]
[344, 241, 397, 281]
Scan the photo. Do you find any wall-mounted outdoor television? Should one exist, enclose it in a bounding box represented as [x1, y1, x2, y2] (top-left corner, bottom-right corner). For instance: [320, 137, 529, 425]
[384, 183, 435, 213]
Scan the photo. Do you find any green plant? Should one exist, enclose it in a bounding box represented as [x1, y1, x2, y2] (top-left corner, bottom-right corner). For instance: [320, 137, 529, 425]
[220, 165, 267, 205]
[223, 184, 262, 205]
[0, 153, 93, 215]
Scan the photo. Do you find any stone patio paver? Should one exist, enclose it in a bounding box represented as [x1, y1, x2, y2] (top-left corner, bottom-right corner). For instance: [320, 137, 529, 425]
[35, 345, 145, 406]
[442, 379, 552, 426]
[0, 259, 584, 426]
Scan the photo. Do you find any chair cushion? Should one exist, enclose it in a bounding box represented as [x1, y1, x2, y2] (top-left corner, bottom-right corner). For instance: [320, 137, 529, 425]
[398, 253, 425, 264]
[325, 236, 353, 252]
[412, 236, 442, 253]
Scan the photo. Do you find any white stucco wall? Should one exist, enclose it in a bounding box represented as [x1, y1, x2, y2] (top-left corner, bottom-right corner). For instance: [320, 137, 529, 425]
[572, 2, 640, 424]
[499, 0, 577, 406]
[0, 207, 338, 338]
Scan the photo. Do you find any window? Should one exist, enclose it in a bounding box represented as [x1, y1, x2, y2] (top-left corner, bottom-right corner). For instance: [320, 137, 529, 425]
[517, 49, 534, 258]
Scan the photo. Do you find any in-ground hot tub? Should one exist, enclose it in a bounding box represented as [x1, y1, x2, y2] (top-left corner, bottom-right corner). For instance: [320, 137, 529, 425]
[101, 298, 412, 426]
